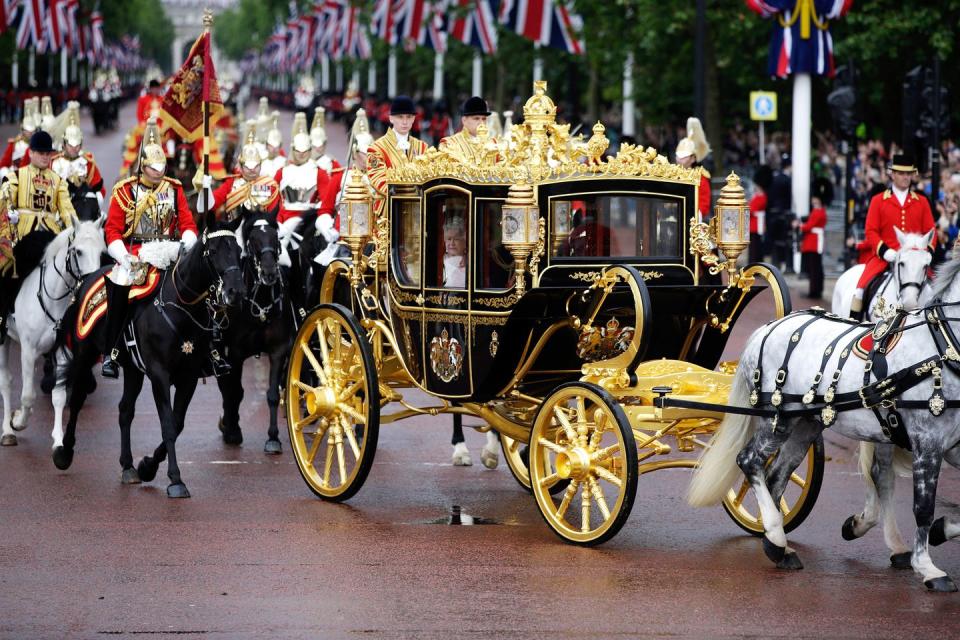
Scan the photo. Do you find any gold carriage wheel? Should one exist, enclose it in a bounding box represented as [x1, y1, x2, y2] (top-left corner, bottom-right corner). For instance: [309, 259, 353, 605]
[529, 382, 638, 546]
[318, 258, 353, 306]
[500, 433, 570, 496]
[286, 303, 380, 502]
[721, 435, 825, 536]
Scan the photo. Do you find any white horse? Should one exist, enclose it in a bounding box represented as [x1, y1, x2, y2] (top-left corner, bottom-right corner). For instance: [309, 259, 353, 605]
[0, 220, 105, 447]
[832, 228, 934, 318]
[831, 229, 934, 572]
[689, 254, 960, 592]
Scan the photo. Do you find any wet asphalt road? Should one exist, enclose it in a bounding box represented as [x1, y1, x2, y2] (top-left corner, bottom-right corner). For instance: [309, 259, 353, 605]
[0, 100, 958, 639]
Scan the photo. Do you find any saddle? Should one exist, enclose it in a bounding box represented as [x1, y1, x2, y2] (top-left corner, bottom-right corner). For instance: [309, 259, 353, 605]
[861, 271, 890, 312]
[74, 266, 161, 340]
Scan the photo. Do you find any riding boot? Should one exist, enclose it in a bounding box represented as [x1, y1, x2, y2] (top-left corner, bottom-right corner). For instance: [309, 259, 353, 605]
[209, 327, 231, 378]
[101, 280, 130, 379]
[849, 296, 864, 322]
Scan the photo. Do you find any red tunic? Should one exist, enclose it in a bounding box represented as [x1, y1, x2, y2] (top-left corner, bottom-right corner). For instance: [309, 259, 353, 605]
[136, 93, 161, 124]
[318, 168, 345, 225]
[749, 192, 766, 235]
[105, 177, 197, 256]
[209, 175, 281, 221]
[698, 173, 711, 218]
[856, 189, 935, 289]
[800, 207, 827, 254]
[0, 139, 30, 170]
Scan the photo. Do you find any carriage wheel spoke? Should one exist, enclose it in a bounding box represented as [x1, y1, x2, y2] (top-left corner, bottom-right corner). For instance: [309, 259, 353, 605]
[552, 407, 578, 442]
[588, 476, 611, 521]
[338, 402, 366, 425]
[556, 480, 580, 520]
[322, 429, 336, 487]
[779, 497, 790, 515]
[336, 429, 347, 482]
[333, 327, 344, 363]
[731, 478, 751, 507]
[338, 380, 362, 402]
[315, 319, 331, 363]
[592, 465, 622, 488]
[300, 343, 327, 384]
[292, 415, 315, 432]
[591, 443, 621, 463]
[339, 415, 361, 460]
[538, 472, 560, 488]
[305, 427, 324, 463]
[789, 471, 807, 488]
[581, 482, 592, 532]
[536, 437, 565, 456]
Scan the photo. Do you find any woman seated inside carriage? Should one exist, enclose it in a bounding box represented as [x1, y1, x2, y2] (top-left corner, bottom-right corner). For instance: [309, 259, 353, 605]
[442, 216, 466, 288]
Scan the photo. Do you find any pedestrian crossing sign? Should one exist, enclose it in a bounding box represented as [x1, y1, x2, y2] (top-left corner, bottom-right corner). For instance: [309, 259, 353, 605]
[750, 92, 777, 121]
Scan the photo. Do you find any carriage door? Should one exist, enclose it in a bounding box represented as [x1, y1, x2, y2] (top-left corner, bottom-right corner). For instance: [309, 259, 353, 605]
[421, 186, 471, 398]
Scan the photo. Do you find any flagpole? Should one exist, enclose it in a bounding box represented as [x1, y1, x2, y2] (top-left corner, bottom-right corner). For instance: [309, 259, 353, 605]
[202, 10, 213, 222]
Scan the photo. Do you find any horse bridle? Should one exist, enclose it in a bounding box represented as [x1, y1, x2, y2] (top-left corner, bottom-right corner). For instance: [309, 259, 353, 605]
[36, 229, 85, 326]
[895, 249, 929, 296]
[173, 229, 240, 309]
[244, 221, 284, 321]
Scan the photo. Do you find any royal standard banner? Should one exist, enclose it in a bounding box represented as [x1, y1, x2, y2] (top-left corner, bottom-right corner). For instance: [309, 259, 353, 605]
[159, 31, 222, 142]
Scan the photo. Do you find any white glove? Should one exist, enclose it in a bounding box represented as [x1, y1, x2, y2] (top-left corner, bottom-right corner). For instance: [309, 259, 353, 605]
[316, 213, 339, 244]
[883, 248, 897, 262]
[201, 175, 212, 189]
[120, 253, 139, 270]
[278, 216, 302, 240]
[182, 230, 198, 251]
[195, 186, 215, 213]
[107, 239, 130, 264]
[6, 209, 18, 224]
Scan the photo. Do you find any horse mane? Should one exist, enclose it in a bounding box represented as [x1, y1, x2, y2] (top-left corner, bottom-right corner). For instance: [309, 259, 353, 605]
[42, 225, 75, 262]
[928, 254, 960, 301]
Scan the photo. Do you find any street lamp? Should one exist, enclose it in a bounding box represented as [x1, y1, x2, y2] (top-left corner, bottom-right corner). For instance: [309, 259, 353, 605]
[501, 181, 541, 296]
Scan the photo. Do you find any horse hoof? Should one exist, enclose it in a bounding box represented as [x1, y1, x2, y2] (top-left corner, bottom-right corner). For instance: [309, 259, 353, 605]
[0, 434, 17, 446]
[264, 439, 282, 455]
[52, 446, 73, 469]
[778, 551, 804, 571]
[221, 424, 243, 446]
[11, 410, 26, 431]
[890, 552, 912, 569]
[120, 468, 141, 485]
[137, 457, 158, 482]
[929, 517, 947, 547]
[924, 576, 958, 593]
[167, 482, 191, 499]
[841, 515, 859, 541]
[762, 536, 786, 564]
[480, 448, 499, 470]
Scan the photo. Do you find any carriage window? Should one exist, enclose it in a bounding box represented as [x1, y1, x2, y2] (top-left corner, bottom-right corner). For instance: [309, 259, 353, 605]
[425, 190, 469, 289]
[392, 199, 421, 286]
[551, 195, 680, 259]
[477, 201, 513, 290]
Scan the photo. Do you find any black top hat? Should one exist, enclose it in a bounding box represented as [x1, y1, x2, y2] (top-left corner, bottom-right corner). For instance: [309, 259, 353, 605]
[461, 96, 491, 117]
[889, 153, 917, 173]
[29, 130, 55, 153]
[390, 95, 416, 115]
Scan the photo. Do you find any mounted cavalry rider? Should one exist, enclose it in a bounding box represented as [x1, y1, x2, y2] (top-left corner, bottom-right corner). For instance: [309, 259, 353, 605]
[318, 108, 374, 234]
[0, 130, 76, 344]
[275, 113, 333, 256]
[51, 101, 106, 215]
[260, 111, 286, 179]
[100, 118, 199, 379]
[849, 154, 935, 320]
[439, 96, 495, 163]
[0, 97, 40, 175]
[367, 95, 429, 217]
[196, 126, 281, 228]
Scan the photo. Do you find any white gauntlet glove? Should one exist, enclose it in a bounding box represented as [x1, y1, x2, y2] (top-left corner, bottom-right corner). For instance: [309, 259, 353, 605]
[315, 213, 339, 244]
[181, 230, 198, 251]
[883, 248, 897, 262]
[6, 209, 19, 224]
[278, 216, 302, 240]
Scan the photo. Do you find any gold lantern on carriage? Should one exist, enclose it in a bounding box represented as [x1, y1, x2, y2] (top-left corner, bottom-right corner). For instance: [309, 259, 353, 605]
[501, 181, 542, 295]
[712, 172, 750, 279]
[338, 169, 373, 284]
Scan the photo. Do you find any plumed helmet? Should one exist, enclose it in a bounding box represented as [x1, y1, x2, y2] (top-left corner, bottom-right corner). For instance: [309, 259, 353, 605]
[239, 122, 261, 170]
[291, 112, 311, 154]
[351, 108, 373, 154]
[310, 106, 327, 147]
[140, 117, 167, 170]
[63, 101, 83, 147]
[40, 96, 56, 131]
[266, 111, 282, 148]
[486, 111, 502, 138]
[676, 116, 710, 162]
[21, 97, 39, 133]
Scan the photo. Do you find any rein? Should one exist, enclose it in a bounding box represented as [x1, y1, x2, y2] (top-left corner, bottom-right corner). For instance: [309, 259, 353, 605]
[35, 240, 84, 327]
[243, 221, 284, 322]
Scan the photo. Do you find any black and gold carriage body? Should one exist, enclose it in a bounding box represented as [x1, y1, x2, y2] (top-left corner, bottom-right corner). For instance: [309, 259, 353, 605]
[286, 82, 821, 546]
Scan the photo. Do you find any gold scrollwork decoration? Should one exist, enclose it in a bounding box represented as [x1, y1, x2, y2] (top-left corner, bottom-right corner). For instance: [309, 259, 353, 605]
[475, 292, 521, 309]
[424, 293, 466, 306]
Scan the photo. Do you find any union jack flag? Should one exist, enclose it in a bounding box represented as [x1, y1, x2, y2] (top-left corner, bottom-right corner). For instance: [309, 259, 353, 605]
[499, 0, 585, 54]
[90, 6, 104, 62]
[449, 0, 497, 55]
[338, 3, 370, 60]
[14, 0, 47, 51]
[403, 0, 448, 53]
[371, 0, 410, 46]
[0, 0, 17, 34]
[745, 0, 853, 78]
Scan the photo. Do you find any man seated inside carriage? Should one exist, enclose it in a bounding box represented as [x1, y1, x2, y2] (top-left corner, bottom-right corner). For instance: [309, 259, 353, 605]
[0, 130, 76, 344]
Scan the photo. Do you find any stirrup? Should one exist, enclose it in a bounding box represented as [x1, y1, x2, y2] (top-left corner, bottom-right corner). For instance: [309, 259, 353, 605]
[101, 357, 120, 379]
[210, 349, 231, 377]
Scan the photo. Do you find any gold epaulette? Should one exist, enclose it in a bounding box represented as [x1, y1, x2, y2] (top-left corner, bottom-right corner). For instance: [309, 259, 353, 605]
[883, 189, 892, 200]
[162, 176, 183, 187]
[700, 167, 711, 180]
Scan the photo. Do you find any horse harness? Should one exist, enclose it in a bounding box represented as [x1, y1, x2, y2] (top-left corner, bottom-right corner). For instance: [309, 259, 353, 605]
[244, 220, 284, 323]
[659, 302, 960, 451]
[36, 235, 84, 331]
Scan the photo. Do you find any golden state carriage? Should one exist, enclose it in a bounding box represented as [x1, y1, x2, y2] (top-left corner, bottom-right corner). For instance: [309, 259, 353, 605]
[285, 82, 823, 545]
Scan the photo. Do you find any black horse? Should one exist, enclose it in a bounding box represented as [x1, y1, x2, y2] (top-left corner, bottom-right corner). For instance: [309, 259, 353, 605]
[69, 183, 102, 223]
[56, 221, 245, 498]
[216, 211, 296, 453]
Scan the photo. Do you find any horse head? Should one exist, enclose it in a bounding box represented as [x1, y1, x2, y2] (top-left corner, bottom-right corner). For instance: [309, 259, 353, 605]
[243, 213, 281, 288]
[63, 218, 106, 278]
[198, 224, 245, 309]
[893, 227, 934, 311]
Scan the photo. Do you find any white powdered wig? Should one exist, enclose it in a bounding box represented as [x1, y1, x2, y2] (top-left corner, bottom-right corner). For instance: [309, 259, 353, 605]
[137, 241, 183, 270]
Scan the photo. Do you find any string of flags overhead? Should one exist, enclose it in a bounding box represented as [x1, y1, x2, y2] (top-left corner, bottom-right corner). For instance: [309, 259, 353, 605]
[251, 0, 586, 75]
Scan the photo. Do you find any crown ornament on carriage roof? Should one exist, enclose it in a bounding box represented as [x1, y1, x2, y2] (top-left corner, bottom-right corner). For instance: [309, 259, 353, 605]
[386, 82, 702, 186]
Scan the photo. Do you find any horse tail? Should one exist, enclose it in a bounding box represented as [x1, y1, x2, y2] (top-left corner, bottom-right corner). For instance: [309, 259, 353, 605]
[858, 442, 913, 484]
[687, 337, 761, 507]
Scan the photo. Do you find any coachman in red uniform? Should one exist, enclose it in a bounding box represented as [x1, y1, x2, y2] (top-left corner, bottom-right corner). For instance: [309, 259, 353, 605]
[850, 154, 935, 320]
[100, 119, 198, 378]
